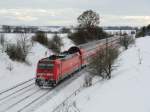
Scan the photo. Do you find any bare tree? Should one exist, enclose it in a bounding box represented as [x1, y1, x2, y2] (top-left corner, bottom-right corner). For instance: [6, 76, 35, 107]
[83, 75, 93, 87]
[49, 33, 64, 53]
[78, 10, 100, 28]
[88, 47, 119, 79]
[6, 62, 13, 71]
[103, 47, 119, 79]
[0, 33, 6, 52]
[32, 31, 48, 46]
[87, 48, 106, 79]
[2, 25, 11, 33]
[19, 33, 31, 57]
[68, 10, 108, 45]
[137, 48, 142, 64]
[5, 33, 31, 62]
[120, 34, 135, 50]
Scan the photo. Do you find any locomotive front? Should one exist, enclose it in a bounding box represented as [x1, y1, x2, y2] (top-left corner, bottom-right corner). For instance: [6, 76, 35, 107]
[35, 58, 59, 87]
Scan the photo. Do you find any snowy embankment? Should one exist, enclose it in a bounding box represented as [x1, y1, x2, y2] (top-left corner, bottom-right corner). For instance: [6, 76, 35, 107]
[69, 36, 150, 112]
[36, 36, 150, 112]
[0, 33, 74, 91]
[0, 33, 149, 112]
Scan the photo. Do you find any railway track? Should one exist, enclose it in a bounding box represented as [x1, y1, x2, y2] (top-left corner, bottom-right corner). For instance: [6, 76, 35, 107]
[0, 78, 35, 111]
[0, 78, 52, 112]
[0, 89, 51, 112]
[0, 70, 86, 112]
[78, 36, 120, 50]
[0, 78, 35, 96]
[0, 37, 120, 112]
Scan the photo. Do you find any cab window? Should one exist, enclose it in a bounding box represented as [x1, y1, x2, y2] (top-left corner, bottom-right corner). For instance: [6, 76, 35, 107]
[38, 63, 53, 69]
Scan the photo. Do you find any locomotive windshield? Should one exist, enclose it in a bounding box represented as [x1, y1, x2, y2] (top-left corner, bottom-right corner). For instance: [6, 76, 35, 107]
[38, 63, 53, 69]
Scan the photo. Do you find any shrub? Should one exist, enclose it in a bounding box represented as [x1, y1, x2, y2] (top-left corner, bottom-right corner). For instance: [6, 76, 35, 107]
[6, 34, 31, 62]
[136, 24, 150, 38]
[0, 34, 5, 46]
[68, 27, 108, 45]
[6, 43, 24, 61]
[83, 75, 93, 87]
[68, 10, 108, 45]
[6, 63, 14, 71]
[0, 34, 6, 52]
[88, 47, 119, 79]
[60, 27, 71, 33]
[77, 10, 99, 28]
[32, 31, 64, 54]
[120, 34, 135, 50]
[68, 28, 89, 45]
[32, 31, 48, 46]
[49, 34, 64, 53]
[136, 27, 146, 38]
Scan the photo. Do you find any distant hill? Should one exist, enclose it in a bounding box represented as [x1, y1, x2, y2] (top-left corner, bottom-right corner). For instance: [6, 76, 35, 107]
[103, 26, 137, 30]
[0, 25, 64, 33]
[0, 25, 137, 33]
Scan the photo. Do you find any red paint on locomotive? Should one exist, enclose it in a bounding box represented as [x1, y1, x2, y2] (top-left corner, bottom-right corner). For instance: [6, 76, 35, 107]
[35, 37, 120, 87]
[35, 46, 86, 87]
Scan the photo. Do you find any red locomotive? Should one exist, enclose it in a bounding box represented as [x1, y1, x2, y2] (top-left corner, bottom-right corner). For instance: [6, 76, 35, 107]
[35, 46, 87, 87]
[35, 37, 120, 87]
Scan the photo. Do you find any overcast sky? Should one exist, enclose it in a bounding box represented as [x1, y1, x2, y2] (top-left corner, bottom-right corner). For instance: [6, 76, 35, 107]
[0, 0, 150, 26]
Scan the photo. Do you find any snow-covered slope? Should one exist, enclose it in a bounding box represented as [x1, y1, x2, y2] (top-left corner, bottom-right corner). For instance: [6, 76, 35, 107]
[36, 36, 150, 112]
[68, 36, 150, 112]
[1, 33, 150, 112]
[0, 33, 74, 91]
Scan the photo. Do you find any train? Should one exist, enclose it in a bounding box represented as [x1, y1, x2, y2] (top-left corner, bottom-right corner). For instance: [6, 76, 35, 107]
[35, 37, 120, 87]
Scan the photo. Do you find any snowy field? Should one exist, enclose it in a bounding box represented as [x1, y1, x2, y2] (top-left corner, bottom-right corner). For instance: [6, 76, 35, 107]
[105, 30, 136, 35]
[58, 36, 150, 112]
[0, 33, 74, 91]
[0, 33, 150, 112]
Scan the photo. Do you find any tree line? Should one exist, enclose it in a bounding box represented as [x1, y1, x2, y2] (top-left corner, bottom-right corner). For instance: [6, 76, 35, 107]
[136, 24, 150, 38]
[0, 25, 71, 34]
[68, 10, 108, 45]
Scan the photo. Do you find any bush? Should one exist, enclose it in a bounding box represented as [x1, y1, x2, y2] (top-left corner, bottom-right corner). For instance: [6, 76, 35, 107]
[83, 75, 93, 87]
[68, 28, 88, 45]
[6, 43, 24, 61]
[120, 34, 135, 50]
[6, 34, 31, 62]
[136, 24, 150, 38]
[32, 32, 64, 54]
[68, 27, 108, 45]
[60, 27, 70, 33]
[77, 10, 99, 28]
[32, 31, 48, 46]
[0, 34, 6, 52]
[0, 34, 5, 45]
[6, 63, 14, 71]
[49, 34, 64, 53]
[68, 10, 108, 45]
[88, 47, 119, 79]
[136, 27, 146, 38]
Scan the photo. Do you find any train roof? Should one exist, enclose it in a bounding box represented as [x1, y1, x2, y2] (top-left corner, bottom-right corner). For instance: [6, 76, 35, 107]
[39, 46, 81, 62]
[49, 47, 80, 60]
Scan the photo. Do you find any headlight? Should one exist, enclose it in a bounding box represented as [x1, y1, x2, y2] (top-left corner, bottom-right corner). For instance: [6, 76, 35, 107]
[37, 73, 44, 76]
[37, 73, 53, 76]
[47, 73, 53, 76]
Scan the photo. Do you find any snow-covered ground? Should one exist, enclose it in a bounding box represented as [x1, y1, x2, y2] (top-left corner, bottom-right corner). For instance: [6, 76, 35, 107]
[0, 33, 74, 91]
[58, 36, 150, 112]
[36, 36, 150, 112]
[0, 33, 150, 112]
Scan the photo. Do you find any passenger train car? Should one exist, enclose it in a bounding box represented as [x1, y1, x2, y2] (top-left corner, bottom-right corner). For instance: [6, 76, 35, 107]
[35, 37, 120, 87]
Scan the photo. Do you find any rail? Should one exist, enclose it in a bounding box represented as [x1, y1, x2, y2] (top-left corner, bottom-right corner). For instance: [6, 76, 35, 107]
[0, 78, 35, 95]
